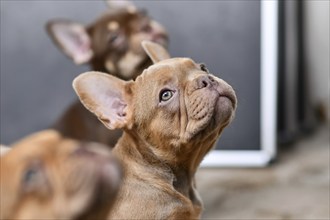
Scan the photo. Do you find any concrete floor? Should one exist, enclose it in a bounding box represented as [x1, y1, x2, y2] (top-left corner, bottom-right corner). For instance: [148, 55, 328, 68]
[196, 125, 330, 220]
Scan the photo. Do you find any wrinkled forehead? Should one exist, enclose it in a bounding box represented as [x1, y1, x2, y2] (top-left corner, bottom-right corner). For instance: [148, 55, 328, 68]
[136, 58, 200, 84]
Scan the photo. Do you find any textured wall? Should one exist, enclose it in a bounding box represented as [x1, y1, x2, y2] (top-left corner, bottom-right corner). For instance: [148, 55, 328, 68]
[0, 1, 261, 149]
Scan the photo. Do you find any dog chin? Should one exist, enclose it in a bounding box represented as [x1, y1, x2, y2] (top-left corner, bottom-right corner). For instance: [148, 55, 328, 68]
[213, 95, 235, 126]
[197, 95, 235, 136]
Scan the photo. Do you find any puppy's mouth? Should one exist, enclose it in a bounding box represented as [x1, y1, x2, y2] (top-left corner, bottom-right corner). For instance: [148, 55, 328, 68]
[214, 85, 237, 120]
[186, 81, 236, 140]
[217, 90, 237, 110]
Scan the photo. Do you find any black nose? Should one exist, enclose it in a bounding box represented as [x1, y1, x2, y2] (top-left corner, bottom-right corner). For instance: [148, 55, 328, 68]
[196, 75, 216, 89]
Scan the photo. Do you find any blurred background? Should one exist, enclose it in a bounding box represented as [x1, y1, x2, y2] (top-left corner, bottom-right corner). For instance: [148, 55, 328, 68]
[1, 0, 329, 219]
[1, 0, 262, 150]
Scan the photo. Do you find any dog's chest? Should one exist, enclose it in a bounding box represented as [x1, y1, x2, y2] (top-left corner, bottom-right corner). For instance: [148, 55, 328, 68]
[107, 176, 202, 219]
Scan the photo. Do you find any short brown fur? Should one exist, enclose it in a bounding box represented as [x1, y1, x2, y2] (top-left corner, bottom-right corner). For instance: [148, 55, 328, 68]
[0, 130, 121, 220]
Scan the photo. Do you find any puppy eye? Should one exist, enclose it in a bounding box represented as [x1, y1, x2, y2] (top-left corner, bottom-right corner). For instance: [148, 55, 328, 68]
[200, 63, 209, 73]
[22, 163, 41, 185]
[159, 89, 174, 102]
[23, 168, 38, 184]
[22, 161, 47, 192]
[21, 161, 50, 196]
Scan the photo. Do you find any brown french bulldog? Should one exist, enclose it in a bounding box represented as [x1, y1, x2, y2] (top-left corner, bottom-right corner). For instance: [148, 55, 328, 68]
[0, 130, 121, 220]
[73, 41, 237, 219]
[46, 0, 168, 147]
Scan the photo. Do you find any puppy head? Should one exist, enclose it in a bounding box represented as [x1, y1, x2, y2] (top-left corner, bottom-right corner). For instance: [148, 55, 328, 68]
[46, 0, 168, 80]
[0, 130, 121, 220]
[73, 41, 237, 166]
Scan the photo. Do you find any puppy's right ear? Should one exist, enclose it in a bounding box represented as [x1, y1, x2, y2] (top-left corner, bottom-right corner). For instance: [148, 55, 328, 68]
[142, 40, 171, 63]
[73, 72, 134, 130]
[46, 20, 93, 65]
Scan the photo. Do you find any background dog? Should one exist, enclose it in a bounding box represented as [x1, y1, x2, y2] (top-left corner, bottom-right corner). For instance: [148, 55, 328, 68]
[73, 41, 237, 219]
[46, 0, 168, 147]
[0, 130, 121, 220]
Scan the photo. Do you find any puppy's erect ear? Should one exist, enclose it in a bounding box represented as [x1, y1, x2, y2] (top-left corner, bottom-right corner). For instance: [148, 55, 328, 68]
[142, 40, 171, 63]
[46, 20, 93, 65]
[105, 0, 137, 12]
[73, 72, 133, 130]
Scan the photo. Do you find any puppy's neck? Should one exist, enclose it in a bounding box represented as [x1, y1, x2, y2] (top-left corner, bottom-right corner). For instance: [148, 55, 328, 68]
[114, 131, 205, 206]
[114, 131, 174, 181]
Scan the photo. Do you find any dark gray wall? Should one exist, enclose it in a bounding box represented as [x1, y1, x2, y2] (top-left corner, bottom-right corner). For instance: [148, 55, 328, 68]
[0, 1, 260, 150]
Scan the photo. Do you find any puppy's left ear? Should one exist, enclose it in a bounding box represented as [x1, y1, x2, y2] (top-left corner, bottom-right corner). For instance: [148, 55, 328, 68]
[73, 72, 134, 130]
[46, 20, 93, 65]
[142, 40, 171, 63]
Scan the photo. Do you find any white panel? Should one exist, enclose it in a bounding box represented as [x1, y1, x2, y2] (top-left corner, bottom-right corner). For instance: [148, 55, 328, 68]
[202, 0, 278, 167]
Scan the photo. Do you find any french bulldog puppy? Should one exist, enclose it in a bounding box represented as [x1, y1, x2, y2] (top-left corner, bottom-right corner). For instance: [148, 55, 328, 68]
[0, 130, 121, 220]
[46, 0, 168, 147]
[73, 41, 237, 219]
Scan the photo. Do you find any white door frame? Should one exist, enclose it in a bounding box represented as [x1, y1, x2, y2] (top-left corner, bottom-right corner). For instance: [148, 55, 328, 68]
[202, 0, 279, 167]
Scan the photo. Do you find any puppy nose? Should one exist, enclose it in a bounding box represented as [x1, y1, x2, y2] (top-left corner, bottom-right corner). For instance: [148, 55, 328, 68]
[196, 75, 216, 89]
